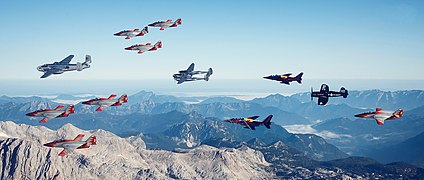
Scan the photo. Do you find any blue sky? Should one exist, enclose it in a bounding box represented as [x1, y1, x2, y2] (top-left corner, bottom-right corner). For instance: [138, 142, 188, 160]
[0, 1, 423, 94]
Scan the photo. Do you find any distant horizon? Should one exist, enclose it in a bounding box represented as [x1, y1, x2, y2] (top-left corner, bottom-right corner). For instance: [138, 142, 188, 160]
[1, 79, 424, 99]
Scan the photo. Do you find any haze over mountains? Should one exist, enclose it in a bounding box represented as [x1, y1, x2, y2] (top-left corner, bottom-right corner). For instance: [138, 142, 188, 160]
[1, 89, 424, 178]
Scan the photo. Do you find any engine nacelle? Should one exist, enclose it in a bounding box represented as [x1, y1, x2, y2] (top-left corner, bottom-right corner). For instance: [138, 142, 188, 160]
[76, 62, 83, 71]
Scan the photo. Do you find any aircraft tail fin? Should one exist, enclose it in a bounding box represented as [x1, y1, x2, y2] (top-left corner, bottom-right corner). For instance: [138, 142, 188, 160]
[77, 135, 96, 149]
[295, 72, 303, 84]
[137, 27, 149, 36]
[170, 18, 182, 27]
[340, 87, 348, 98]
[60, 105, 75, 117]
[155, 41, 162, 49]
[120, 94, 128, 103]
[66, 105, 75, 114]
[83, 55, 92, 65]
[86, 135, 97, 145]
[390, 109, 403, 119]
[205, 68, 213, 81]
[113, 94, 128, 105]
[176, 18, 182, 25]
[149, 41, 162, 51]
[262, 115, 273, 129]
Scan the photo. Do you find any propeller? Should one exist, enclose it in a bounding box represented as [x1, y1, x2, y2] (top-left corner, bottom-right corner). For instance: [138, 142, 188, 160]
[310, 87, 313, 101]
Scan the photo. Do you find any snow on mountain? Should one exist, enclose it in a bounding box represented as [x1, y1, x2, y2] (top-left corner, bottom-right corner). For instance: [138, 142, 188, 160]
[0, 121, 273, 179]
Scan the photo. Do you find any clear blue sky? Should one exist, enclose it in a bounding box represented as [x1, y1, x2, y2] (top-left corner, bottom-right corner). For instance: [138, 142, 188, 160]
[0, 0, 423, 81]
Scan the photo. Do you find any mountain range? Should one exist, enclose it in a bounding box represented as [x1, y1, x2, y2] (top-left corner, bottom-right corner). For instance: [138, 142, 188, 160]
[1, 89, 424, 169]
[2, 121, 423, 179]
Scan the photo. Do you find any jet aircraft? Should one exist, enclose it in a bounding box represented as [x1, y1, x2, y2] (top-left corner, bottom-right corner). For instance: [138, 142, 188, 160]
[354, 108, 403, 125]
[263, 72, 303, 85]
[82, 94, 128, 112]
[125, 41, 162, 54]
[44, 134, 97, 156]
[148, 18, 182, 30]
[114, 26, 149, 39]
[26, 105, 75, 123]
[223, 115, 273, 130]
[173, 63, 213, 84]
[311, 84, 348, 105]
[37, 55, 92, 78]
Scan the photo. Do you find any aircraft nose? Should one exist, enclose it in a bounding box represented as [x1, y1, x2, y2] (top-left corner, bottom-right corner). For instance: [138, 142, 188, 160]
[124, 47, 131, 50]
[43, 142, 54, 147]
[26, 112, 35, 116]
[263, 76, 271, 79]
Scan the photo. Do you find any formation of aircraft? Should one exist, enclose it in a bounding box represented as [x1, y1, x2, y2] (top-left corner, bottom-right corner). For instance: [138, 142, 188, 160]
[26, 105, 75, 123]
[114, 18, 181, 54]
[311, 84, 348, 105]
[173, 63, 213, 84]
[37, 55, 91, 78]
[263, 72, 303, 85]
[82, 94, 128, 112]
[28, 18, 410, 157]
[224, 115, 273, 130]
[148, 18, 182, 30]
[44, 134, 97, 156]
[125, 41, 162, 54]
[354, 108, 403, 125]
[114, 27, 149, 39]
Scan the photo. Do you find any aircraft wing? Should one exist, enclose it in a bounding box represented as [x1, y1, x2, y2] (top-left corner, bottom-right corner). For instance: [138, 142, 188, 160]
[320, 84, 329, 93]
[280, 80, 290, 85]
[58, 149, 67, 156]
[40, 69, 62, 78]
[375, 117, 386, 125]
[247, 116, 260, 120]
[186, 63, 195, 73]
[241, 120, 256, 130]
[59, 55, 74, 64]
[177, 74, 187, 84]
[40, 71, 54, 78]
[375, 119, 385, 125]
[282, 73, 292, 76]
[318, 96, 329, 105]
[39, 116, 53, 123]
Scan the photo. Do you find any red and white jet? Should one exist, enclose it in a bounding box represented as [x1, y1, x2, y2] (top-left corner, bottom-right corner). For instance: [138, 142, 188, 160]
[26, 105, 75, 123]
[354, 108, 403, 125]
[82, 94, 128, 112]
[114, 27, 149, 40]
[44, 134, 97, 156]
[124, 41, 162, 54]
[148, 18, 182, 30]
